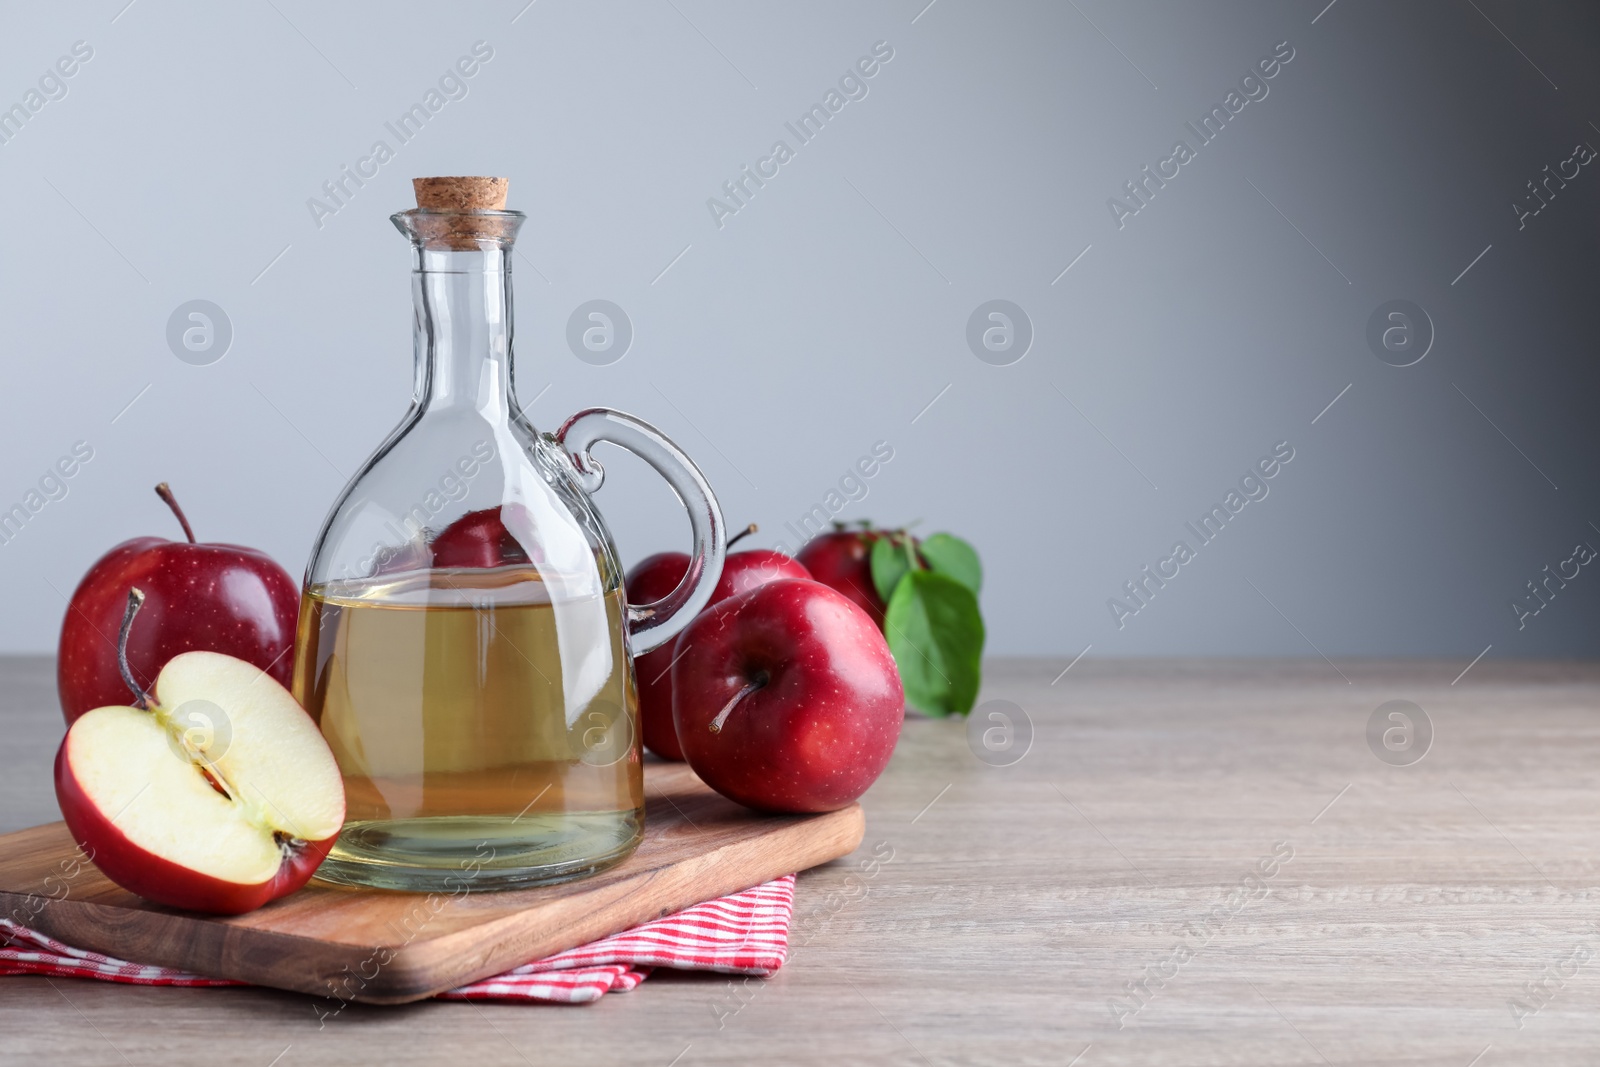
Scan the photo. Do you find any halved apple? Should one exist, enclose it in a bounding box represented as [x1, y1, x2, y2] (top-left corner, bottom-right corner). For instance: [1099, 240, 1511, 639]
[55, 649, 345, 915]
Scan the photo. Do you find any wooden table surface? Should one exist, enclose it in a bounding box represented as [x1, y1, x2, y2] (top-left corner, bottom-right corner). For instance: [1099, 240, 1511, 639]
[3, 655, 1599, 1066]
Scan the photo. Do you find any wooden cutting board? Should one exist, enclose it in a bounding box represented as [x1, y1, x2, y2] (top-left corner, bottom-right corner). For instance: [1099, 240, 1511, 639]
[0, 763, 863, 1004]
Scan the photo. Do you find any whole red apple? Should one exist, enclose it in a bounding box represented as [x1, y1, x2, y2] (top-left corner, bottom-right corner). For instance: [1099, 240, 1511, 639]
[57, 485, 299, 725]
[628, 526, 810, 760]
[627, 551, 693, 760]
[56, 590, 344, 914]
[795, 528, 892, 628]
[672, 578, 903, 812]
[430, 505, 533, 568]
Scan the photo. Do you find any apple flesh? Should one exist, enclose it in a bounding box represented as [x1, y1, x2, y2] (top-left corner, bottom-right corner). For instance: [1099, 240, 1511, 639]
[672, 578, 904, 813]
[627, 537, 810, 761]
[58, 484, 299, 725]
[56, 646, 345, 914]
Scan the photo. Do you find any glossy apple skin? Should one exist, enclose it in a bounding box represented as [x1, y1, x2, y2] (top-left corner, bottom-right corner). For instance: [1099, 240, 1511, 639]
[627, 553, 693, 760]
[430, 506, 532, 568]
[627, 549, 811, 761]
[672, 579, 904, 813]
[57, 538, 299, 725]
[795, 530, 890, 629]
[53, 741, 336, 915]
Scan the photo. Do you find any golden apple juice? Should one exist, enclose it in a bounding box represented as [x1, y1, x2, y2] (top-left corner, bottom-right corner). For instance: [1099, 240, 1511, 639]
[291, 567, 643, 891]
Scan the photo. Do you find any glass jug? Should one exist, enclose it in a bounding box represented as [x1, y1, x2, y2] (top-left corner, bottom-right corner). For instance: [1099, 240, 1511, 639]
[292, 177, 725, 892]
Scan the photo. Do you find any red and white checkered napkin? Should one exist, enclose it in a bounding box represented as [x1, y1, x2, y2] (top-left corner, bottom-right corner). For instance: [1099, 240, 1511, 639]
[0, 874, 794, 1004]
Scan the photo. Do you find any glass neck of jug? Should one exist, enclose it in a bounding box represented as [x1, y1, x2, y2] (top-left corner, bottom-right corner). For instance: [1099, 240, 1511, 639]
[392, 208, 526, 419]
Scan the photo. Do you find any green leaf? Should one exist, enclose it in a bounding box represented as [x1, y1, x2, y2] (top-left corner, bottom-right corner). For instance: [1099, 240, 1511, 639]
[883, 570, 984, 717]
[920, 533, 982, 595]
[870, 534, 912, 603]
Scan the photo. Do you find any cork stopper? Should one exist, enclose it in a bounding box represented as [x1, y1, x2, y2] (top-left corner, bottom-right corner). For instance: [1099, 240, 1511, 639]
[413, 177, 508, 212]
[402, 176, 519, 250]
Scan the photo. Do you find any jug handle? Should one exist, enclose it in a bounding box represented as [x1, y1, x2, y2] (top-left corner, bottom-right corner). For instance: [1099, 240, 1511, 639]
[555, 408, 726, 655]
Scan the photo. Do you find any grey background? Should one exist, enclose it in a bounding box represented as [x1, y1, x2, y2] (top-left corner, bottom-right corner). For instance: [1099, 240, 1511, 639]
[2, 0, 1597, 665]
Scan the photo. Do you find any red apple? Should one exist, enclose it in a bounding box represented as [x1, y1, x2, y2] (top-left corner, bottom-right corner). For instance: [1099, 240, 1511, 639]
[627, 526, 810, 760]
[671, 578, 903, 812]
[430, 505, 532, 568]
[795, 528, 892, 629]
[627, 551, 694, 760]
[57, 484, 299, 725]
[56, 591, 345, 914]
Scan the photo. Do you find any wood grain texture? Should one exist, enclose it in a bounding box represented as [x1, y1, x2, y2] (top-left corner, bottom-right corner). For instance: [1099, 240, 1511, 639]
[0, 762, 864, 1003]
[4, 656, 1600, 1066]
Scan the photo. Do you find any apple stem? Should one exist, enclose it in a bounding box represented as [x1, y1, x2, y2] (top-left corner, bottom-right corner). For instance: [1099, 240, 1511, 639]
[709, 675, 766, 734]
[117, 588, 153, 711]
[728, 523, 758, 549]
[154, 483, 197, 544]
[900, 531, 922, 571]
